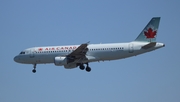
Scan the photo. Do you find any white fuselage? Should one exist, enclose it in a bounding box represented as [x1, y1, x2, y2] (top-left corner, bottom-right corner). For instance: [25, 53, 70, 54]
[14, 41, 164, 67]
[13, 17, 164, 73]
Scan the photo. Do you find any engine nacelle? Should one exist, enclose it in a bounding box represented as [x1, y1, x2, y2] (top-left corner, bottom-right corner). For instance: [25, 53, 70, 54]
[54, 56, 67, 66]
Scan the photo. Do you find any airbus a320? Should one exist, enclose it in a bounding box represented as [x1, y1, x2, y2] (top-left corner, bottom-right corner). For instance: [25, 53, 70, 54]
[14, 17, 165, 73]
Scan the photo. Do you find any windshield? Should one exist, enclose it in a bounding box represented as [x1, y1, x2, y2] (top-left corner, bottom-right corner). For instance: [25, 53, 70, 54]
[19, 51, 25, 54]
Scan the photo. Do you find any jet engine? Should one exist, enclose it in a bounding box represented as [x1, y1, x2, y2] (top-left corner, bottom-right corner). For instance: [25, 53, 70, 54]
[54, 56, 67, 66]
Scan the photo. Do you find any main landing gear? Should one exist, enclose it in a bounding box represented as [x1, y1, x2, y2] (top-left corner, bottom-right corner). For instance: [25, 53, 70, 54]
[32, 64, 37, 73]
[79, 63, 91, 72]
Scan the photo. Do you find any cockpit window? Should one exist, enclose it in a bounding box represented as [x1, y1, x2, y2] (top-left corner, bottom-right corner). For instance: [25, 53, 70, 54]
[19, 51, 25, 54]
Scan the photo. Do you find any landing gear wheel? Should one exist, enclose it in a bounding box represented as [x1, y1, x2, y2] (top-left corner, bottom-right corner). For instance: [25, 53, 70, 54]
[32, 64, 37, 73]
[79, 64, 85, 70]
[86, 66, 91, 72]
[32, 69, 36, 73]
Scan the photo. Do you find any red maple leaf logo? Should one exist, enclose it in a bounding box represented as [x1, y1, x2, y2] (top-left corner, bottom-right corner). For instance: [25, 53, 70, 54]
[38, 48, 43, 51]
[144, 28, 156, 38]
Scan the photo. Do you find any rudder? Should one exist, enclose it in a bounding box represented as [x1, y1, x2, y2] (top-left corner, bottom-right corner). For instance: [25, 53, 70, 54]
[135, 17, 160, 42]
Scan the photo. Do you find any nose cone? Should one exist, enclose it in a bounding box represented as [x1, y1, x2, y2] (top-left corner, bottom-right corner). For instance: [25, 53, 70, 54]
[14, 56, 20, 63]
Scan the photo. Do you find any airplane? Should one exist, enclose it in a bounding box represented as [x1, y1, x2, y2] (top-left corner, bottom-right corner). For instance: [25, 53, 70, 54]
[14, 17, 165, 73]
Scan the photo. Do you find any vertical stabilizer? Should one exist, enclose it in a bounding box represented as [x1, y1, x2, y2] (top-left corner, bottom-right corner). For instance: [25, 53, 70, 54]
[135, 17, 160, 42]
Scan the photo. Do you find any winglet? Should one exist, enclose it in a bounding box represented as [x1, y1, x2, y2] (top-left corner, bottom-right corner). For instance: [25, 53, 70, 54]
[86, 41, 90, 44]
[135, 17, 160, 42]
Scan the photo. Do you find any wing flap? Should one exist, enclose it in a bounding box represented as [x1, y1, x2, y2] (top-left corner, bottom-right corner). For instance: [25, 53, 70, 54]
[68, 43, 88, 58]
[67, 42, 89, 63]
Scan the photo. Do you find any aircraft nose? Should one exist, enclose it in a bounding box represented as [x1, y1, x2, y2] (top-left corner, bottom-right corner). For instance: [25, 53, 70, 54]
[14, 56, 20, 63]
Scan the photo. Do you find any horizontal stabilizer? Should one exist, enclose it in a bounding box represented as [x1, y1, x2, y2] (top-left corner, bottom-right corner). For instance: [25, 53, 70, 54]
[141, 42, 156, 49]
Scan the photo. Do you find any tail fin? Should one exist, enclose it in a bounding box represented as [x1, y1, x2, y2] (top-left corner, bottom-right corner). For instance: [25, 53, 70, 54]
[135, 17, 160, 42]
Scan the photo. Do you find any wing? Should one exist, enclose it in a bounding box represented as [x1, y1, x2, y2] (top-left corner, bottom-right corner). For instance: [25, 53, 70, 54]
[66, 42, 89, 63]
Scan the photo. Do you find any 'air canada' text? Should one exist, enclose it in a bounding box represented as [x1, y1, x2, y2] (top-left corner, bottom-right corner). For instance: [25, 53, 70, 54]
[38, 46, 77, 51]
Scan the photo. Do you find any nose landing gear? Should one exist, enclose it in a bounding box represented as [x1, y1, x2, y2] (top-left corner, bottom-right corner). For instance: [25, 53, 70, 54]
[32, 64, 37, 73]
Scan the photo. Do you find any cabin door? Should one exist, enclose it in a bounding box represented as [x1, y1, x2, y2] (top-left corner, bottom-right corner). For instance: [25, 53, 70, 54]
[30, 49, 35, 58]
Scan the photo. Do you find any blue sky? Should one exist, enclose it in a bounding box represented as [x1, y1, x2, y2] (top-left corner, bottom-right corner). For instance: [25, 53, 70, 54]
[1, 0, 180, 102]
